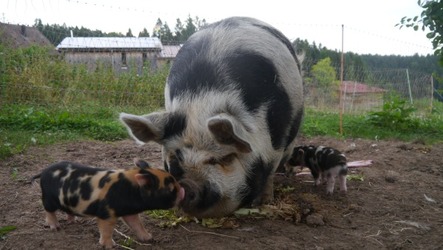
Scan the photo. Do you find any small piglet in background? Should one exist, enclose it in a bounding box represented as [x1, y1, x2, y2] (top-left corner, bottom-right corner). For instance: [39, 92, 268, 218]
[32, 160, 185, 249]
[286, 145, 348, 194]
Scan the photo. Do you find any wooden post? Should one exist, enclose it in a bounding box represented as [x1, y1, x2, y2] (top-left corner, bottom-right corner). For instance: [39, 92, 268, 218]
[339, 24, 344, 135]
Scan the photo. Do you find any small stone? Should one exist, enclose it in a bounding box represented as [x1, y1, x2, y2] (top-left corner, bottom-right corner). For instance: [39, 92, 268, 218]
[385, 170, 400, 183]
[306, 213, 325, 226]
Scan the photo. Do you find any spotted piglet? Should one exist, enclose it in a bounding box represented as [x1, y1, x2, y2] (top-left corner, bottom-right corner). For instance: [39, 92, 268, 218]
[286, 146, 348, 194]
[33, 160, 185, 249]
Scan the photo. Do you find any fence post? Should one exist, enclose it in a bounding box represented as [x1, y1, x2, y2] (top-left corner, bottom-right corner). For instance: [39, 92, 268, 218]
[406, 68, 413, 104]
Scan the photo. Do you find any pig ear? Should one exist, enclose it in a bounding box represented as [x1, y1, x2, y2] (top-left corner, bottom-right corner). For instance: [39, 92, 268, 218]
[207, 116, 252, 153]
[119, 112, 167, 144]
[135, 174, 151, 187]
[134, 158, 151, 169]
[297, 148, 305, 157]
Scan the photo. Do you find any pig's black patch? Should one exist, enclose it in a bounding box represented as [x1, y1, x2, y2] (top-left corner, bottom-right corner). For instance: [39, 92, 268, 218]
[163, 113, 187, 140]
[167, 35, 216, 99]
[285, 108, 304, 149]
[99, 172, 112, 188]
[240, 157, 273, 206]
[167, 156, 185, 180]
[68, 195, 79, 207]
[80, 178, 92, 200]
[225, 51, 292, 150]
[84, 200, 110, 219]
[196, 181, 220, 210]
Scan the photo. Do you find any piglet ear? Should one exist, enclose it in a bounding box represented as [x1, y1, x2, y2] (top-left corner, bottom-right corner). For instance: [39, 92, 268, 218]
[135, 174, 150, 187]
[297, 149, 305, 158]
[134, 158, 151, 169]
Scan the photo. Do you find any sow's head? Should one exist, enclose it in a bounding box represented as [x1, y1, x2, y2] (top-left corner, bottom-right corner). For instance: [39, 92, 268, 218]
[119, 111, 253, 218]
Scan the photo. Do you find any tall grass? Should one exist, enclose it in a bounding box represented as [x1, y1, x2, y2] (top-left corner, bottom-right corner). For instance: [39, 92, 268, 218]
[1, 45, 442, 160]
[0, 45, 168, 109]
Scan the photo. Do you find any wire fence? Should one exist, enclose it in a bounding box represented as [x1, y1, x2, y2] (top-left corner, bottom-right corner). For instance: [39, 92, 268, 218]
[0, 56, 435, 117]
[0, 21, 437, 116]
[304, 67, 434, 115]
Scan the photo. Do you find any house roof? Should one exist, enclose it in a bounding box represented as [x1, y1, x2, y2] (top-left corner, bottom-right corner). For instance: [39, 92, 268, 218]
[56, 37, 162, 51]
[341, 81, 386, 94]
[160, 45, 182, 58]
[0, 22, 52, 48]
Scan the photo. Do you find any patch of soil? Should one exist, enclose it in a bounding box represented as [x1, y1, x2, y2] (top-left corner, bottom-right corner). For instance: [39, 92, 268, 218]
[1, 137, 443, 249]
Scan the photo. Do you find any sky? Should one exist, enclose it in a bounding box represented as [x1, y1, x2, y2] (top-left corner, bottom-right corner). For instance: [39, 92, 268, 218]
[0, 0, 435, 56]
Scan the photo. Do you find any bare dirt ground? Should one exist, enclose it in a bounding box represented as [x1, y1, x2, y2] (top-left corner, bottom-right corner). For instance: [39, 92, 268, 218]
[1, 136, 443, 250]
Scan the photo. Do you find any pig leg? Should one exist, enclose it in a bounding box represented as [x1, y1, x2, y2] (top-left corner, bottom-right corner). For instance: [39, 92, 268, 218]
[338, 174, 347, 193]
[325, 172, 336, 194]
[121, 214, 152, 241]
[66, 214, 76, 224]
[97, 218, 116, 249]
[45, 211, 60, 230]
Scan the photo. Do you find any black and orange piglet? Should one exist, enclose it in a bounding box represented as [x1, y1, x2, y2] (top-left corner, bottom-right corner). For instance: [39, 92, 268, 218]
[32, 160, 185, 249]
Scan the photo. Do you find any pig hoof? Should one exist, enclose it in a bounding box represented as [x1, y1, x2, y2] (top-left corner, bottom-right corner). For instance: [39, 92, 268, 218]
[48, 223, 61, 231]
[137, 232, 153, 242]
[99, 239, 115, 249]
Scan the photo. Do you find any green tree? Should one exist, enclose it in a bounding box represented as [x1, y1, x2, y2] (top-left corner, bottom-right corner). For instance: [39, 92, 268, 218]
[126, 28, 134, 37]
[174, 18, 184, 41]
[397, 0, 443, 65]
[159, 23, 174, 43]
[311, 57, 337, 87]
[152, 18, 163, 38]
[181, 16, 197, 41]
[138, 28, 150, 37]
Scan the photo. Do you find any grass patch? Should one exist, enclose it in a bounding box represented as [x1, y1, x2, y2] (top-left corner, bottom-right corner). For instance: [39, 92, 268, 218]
[0, 104, 131, 159]
[301, 108, 443, 143]
[0, 225, 17, 240]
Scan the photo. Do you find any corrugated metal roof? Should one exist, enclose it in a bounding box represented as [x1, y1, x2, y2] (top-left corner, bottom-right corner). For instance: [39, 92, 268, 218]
[160, 45, 182, 58]
[56, 37, 162, 50]
[341, 81, 386, 94]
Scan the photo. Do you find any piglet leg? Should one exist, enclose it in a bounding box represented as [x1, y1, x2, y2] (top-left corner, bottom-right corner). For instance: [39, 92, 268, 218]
[97, 218, 116, 249]
[121, 214, 152, 242]
[339, 174, 347, 193]
[45, 211, 60, 230]
[325, 173, 336, 194]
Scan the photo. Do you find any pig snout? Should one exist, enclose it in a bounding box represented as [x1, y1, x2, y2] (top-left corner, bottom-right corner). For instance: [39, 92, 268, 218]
[178, 179, 221, 216]
[176, 186, 185, 206]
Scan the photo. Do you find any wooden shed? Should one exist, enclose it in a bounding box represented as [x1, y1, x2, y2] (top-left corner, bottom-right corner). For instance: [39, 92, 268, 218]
[56, 37, 163, 74]
[340, 81, 386, 112]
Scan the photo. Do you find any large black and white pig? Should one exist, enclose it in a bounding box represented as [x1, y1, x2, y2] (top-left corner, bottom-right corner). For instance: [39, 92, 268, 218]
[120, 17, 304, 218]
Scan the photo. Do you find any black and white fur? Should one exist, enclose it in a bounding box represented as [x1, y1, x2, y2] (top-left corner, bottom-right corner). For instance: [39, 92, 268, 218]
[287, 145, 348, 194]
[120, 17, 304, 217]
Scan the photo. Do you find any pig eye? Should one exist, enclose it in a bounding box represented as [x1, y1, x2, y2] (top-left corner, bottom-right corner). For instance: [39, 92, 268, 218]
[207, 157, 218, 165]
[206, 153, 236, 166]
[220, 153, 236, 165]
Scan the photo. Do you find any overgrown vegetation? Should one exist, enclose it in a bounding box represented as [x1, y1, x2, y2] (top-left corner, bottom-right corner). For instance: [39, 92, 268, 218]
[1, 44, 442, 160]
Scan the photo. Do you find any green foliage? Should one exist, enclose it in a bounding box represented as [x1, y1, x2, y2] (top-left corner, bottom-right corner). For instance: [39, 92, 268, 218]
[1, 45, 168, 109]
[397, 0, 443, 65]
[301, 109, 341, 136]
[145, 209, 192, 228]
[34, 19, 124, 46]
[158, 15, 207, 43]
[367, 96, 419, 131]
[310, 57, 338, 87]
[0, 104, 128, 159]
[302, 108, 443, 143]
[0, 225, 16, 240]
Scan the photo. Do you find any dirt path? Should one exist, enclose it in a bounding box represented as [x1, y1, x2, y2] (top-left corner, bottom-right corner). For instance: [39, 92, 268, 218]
[1, 137, 442, 249]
